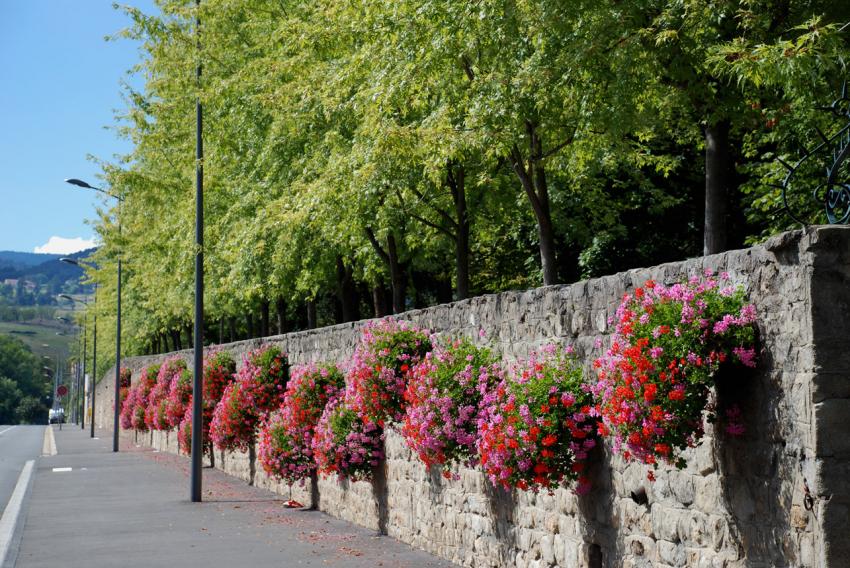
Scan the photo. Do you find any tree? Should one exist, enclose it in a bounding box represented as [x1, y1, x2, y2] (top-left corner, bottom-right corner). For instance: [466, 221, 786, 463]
[0, 336, 49, 424]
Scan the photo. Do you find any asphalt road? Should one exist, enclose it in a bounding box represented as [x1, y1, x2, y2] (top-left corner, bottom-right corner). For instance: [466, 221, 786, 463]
[0, 426, 43, 515]
[12, 427, 456, 568]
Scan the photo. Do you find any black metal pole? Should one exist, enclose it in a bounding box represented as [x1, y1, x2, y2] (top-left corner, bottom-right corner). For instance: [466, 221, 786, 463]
[91, 285, 98, 438]
[74, 359, 80, 424]
[113, 257, 122, 452]
[81, 321, 87, 430]
[190, 0, 204, 503]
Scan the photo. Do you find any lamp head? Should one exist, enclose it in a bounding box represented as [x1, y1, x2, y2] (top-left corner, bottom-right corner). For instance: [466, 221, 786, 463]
[65, 178, 95, 190]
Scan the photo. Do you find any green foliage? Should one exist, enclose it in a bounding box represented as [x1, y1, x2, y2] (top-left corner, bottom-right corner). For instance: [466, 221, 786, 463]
[0, 335, 50, 424]
[73, 0, 847, 357]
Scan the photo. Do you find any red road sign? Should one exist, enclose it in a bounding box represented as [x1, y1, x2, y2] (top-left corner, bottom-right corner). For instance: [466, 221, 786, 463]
[57, 385, 68, 397]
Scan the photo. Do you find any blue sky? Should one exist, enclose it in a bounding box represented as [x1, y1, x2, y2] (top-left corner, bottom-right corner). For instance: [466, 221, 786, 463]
[0, 1, 156, 254]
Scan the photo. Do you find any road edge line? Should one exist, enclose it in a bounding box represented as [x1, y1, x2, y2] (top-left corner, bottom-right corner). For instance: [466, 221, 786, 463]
[41, 427, 56, 457]
[0, 460, 36, 568]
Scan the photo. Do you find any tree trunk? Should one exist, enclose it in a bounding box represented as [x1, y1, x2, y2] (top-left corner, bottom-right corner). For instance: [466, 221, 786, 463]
[170, 329, 182, 351]
[275, 296, 286, 335]
[537, 210, 558, 286]
[335, 256, 358, 323]
[704, 120, 730, 255]
[306, 300, 317, 329]
[218, 319, 224, 345]
[228, 317, 237, 343]
[449, 164, 471, 300]
[185, 323, 193, 348]
[386, 235, 405, 313]
[365, 228, 406, 314]
[372, 281, 387, 318]
[260, 300, 270, 337]
[412, 271, 424, 309]
[509, 122, 559, 286]
[246, 312, 255, 339]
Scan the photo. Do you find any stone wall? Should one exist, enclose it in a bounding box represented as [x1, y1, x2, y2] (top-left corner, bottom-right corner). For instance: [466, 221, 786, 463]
[95, 226, 850, 567]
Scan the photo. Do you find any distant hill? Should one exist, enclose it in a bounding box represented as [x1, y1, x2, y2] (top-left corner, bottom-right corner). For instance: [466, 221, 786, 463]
[0, 248, 95, 281]
[0, 251, 61, 270]
[0, 248, 95, 309]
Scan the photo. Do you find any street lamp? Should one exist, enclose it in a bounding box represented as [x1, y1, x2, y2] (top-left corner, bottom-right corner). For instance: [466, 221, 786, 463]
[59, 292, 89, 429]
[64, 179, 123, 451]
[55, 316, 80, 424]
[58, 288, 94, 434]
[190, 0, 205, 503]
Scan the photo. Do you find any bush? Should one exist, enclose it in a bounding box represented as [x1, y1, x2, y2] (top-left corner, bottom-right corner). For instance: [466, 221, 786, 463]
[203, 350, 236, 413]
[194, 350, 237, 452]
[478, 345, 597, 493]
[119, 367, 132, 389]
[209, 345, 287, 452]
[592, 272, 757, 476]
[258, 363, 345, 485]
[401, 338, 501, 474]
[117, 367, 132, 414]
[240, 345, 290, 415]
[119, 382, 137, 430]
[312, 393, 384, 481]
[347, 319, 432, 425]
[165, 368, 193, 429]
[146, 357, 186, 431]
[178, 406, 192, 455]
[131, 364, 160, 432]
[209, 379, 256, 452]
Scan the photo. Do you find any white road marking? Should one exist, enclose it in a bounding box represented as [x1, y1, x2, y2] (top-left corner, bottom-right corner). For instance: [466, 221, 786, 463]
[0, 460, 35, 565]
[51, 468, 72, 473]
[0, 427, 15, 436]
[41, 426, 57, 456]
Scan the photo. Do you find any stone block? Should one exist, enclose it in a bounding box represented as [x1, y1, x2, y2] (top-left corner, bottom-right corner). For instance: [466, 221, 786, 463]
[657, 540, 686, 567]
[651, 505, 683, 542]
[539, 535, 555, 565]
[624, 535, 655, 559]
[668, 471, 695, 506]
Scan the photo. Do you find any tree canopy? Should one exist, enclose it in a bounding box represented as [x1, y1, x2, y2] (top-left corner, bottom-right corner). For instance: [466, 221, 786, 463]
[0, 335, 50, 424]
[74, 0, 848, 363]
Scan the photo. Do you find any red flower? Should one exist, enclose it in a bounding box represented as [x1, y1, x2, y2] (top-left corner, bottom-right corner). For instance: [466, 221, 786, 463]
[541, 434, 557, 447]
[643, 383, 657, 402]
[668, 389, 685, 401]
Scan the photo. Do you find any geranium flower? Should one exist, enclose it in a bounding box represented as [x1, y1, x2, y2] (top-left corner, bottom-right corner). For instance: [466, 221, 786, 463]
[258, 362, 344, 485]
[593, 273, 757, 476]
[477, 345, 597, 494]
[401, 338, 501, 474]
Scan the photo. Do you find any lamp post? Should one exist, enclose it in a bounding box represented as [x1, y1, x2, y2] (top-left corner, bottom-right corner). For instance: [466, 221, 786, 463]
[56, 316, 79, 423]
[59, 293, 89, 430]
[63, 179, 122, 452]
[58, 289, 96, 437]
[190, 0, 205, 503]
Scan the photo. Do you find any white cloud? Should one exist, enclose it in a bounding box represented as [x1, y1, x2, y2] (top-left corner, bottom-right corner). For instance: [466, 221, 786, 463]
[34, 236, 97, 255]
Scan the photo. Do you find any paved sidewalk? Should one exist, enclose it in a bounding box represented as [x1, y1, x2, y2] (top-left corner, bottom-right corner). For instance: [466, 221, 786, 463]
[14, 426, 454, 568]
